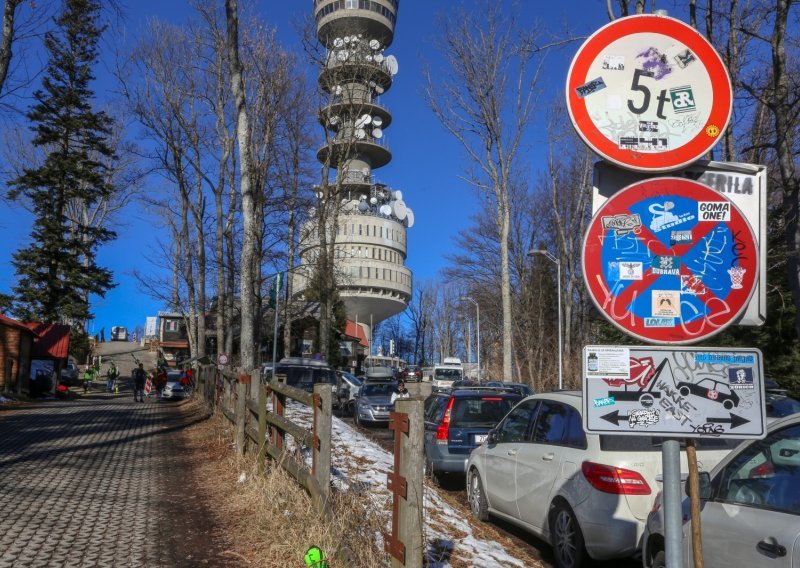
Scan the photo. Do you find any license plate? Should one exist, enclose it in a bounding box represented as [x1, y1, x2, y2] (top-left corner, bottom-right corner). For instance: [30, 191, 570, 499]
[474, 434, 488, 444]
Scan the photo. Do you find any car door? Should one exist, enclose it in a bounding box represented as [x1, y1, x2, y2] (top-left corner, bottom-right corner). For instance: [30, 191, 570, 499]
[514, 400, 577, 530]
[693, 422, 800, 568]
[423, 395, 447, 462]
[483, 399, 539, 518]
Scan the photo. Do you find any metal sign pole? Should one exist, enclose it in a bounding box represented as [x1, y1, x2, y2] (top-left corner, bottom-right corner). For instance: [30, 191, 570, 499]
[662, 439, 684, 568]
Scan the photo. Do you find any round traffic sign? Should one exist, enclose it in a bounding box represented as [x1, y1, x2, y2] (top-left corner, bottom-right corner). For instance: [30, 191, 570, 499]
[566, 14, 732, 172]
[217, 353, 229, 366]
[582, 178, 758, 344]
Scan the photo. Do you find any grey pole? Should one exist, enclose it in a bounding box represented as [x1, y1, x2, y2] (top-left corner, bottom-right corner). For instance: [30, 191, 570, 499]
[462, 297, 480, 381]
[662, 439, 684, 568]
[271, 275, 281, 372]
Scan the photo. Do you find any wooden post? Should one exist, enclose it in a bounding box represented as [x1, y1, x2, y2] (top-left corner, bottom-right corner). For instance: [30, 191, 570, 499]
[313, 383, 332, 505]
[235, 373, 250, 456]
[390, 399, 424, 568]
[686, 439, 704, 567]
[257, 382, 268, 474]
[272, 374, 287, 451]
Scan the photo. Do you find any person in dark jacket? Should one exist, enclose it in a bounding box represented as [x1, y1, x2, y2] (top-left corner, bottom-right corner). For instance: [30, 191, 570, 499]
[132, 363, 146, 402]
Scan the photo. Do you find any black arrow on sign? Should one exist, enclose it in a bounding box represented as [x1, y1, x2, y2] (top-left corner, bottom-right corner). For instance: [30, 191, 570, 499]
[707, 413, 750, 429]
[601, 410, 629, 426]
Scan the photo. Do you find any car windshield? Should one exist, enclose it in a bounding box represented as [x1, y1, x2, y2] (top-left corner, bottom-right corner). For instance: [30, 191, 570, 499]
[766, 394, 800, 418]
[361, 383, 394, 397]
[434, 368, 462, 379]
[450, 397, 518, 428]
[166, 372, 183, 382]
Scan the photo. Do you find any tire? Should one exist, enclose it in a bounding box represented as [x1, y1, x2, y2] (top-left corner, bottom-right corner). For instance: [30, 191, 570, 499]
[549, 502, 587, 568]
[652, 550, 666, 568]
[467, 469, 489, 521]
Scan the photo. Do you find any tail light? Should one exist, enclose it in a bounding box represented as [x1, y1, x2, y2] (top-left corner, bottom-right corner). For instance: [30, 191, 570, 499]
[581, 461, 652, 495]
[749, 461, 774, 478]
[436, 397, 456, 443]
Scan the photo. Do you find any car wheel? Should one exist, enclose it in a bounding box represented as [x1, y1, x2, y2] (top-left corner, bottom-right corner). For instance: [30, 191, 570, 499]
[467, 469, 489, 521]
[723, 399, 734, 410]
[550, 502, 587, 568]
[679, 386, 690, 397]
[652, 550, 666, 568]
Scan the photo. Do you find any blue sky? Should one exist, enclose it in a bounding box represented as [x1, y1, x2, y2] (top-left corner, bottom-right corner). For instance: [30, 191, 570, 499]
[0, 0, 644, 334]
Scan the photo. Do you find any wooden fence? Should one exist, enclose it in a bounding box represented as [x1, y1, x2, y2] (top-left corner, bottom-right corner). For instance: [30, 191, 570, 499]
[194, 363, 423, 567]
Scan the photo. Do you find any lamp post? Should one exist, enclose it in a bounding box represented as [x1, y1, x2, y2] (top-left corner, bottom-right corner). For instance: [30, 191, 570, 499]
[528, 249, 563, 390]
[462, 296, 480, 381]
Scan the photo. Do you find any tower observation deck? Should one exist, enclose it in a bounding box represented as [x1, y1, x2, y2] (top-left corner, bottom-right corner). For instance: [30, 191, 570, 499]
[299, 0, 412, 326]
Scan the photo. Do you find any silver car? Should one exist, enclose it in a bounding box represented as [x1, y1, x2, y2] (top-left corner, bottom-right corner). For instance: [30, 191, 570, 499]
[642, 413, 800, 568]
[466, 391, 737, 568]
[354, 381, 395, 426]
[162, 371, 188, 400]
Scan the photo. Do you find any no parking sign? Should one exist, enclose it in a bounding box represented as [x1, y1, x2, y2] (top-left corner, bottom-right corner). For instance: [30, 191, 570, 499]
[582, 178, 758, 344]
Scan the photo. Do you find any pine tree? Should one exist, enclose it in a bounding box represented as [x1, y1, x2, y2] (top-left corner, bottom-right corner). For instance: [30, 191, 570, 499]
[7, 0, 115, 323]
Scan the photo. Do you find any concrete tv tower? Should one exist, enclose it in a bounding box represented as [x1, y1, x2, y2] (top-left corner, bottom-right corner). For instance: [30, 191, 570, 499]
[300, 0, 413, 338]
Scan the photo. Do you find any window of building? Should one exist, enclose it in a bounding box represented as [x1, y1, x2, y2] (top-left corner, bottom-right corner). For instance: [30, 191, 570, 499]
[359, 224, 362, 235]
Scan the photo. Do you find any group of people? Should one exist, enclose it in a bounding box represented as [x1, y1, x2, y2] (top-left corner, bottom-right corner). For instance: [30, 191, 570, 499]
[72, 358, 192, 403]
[82, 362, 119, 394]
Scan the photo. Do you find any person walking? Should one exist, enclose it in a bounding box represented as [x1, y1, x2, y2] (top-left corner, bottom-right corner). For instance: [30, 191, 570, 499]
[132, 363, 146, 402]
[106, 362, 119, 393]
[390, 380, 410, 405]
[82, 366, 94, 394]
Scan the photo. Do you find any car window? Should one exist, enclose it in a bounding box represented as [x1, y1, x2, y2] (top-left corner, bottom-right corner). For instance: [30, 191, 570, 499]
[715, 423, 800, 514]
[434, 368, 462, 379]
[766, 395, 800, 418]
[360, 383, 394, 397]
[497, 400, 538, 444]
[564, 405, 588, 449]
[424, 396, 448, 423]
[450, 397, 519, 428]
[531, 401, 571, 445]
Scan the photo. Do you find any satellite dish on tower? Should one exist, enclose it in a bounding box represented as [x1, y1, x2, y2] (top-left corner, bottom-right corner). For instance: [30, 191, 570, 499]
[333, 38, 344, 48]
[370, 196, 378, 205]
[328, 115, 340, 126]
[406, 209, 415, 228]
[375, 85, 385, 95]
[355, 128, 366, 139]
[369, 39, 380, 50]
[372, 116, 383, 127]
[355, 114, 372, 128]
[386, 55, 398, 75]
[393, 190, 403, 200]
[361, 167, 370, 177]
[358, 200, 369, 212]
[380, 204, 392, 216]
[374, 53, 384, 63]
[392, 199, 407, 220]
[343, 36, 351, 44]
[336, 51, 347, 62]
[334, 85, 342, 95]
[372, 127, 383, 139]
[365, 54, 373, 62]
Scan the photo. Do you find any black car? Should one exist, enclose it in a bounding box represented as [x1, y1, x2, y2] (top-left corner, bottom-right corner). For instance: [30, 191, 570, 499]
[423, 388, 522, 484]
[273, 357, 338, 394]
[676, 378, 740, 409]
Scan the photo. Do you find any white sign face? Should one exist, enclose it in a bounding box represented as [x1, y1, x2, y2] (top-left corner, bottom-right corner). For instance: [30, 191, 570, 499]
[217, 353, 229, 366]
[145, 316, 158, 338]
[592, 160, 767, 326]
[583, 346, 766, 439]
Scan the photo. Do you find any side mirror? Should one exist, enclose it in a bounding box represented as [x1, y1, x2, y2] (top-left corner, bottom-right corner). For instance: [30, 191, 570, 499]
[487, 428, 498, 445]
[685, 472, 712, 500]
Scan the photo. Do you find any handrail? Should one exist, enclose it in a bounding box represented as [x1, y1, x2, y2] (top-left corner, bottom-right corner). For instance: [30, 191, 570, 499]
[268, 379, 313, 406]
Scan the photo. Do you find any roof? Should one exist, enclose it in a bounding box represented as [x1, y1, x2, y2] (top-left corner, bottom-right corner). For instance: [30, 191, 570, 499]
[343, 320, 369, 348]
[24, 323, 71, 359]
[0, 313, 37, 335]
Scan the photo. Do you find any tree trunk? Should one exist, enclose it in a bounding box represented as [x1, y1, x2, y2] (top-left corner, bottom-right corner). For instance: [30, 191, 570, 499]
[0, 1, 20, 96]
[225, 0, 258, 369]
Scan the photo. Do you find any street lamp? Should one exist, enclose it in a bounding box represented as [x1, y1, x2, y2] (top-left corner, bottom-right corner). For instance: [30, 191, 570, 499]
[528, 249, 563, 390]
[461, 296, 480, 382]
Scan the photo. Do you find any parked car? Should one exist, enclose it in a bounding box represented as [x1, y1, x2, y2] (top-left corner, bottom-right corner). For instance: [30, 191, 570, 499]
[403, 365, 422, 382]
[273, 357, 338, 394]
[765, 391, 800, 419]
[363, 366, 395, 382]
[466, 391, 739, 568]
[60, 363, 79, 386]
[335, 370, 363, 416]
[354, 380, 396, 427]
[424, 387, 522, 484]
[642, 413, 800, 568]
[162, 370, 188, 400]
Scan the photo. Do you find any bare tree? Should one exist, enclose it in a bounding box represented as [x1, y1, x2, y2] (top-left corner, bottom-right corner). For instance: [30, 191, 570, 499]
[424, 1, 545, 381]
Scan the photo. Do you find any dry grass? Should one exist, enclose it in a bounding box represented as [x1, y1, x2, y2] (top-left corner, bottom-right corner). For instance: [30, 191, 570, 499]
[184, 403, 390, 567]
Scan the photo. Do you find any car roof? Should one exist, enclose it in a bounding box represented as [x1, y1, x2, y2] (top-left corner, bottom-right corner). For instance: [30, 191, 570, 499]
[277, 357, 332, 369]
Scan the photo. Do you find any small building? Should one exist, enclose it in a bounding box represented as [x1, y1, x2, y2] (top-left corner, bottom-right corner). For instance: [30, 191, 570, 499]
[0, 314, 36, 395]
[25, 323, 71, 395]
[157, 312, 190, 366]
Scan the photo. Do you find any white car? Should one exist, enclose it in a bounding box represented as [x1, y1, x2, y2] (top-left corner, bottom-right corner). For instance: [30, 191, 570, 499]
[162, 371, 188, 400]
[466, 391, 738, 568]
[642, 413, 800, 568]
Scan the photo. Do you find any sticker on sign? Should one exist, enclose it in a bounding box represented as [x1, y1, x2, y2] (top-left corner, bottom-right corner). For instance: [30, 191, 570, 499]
[582, 346, 766, 439]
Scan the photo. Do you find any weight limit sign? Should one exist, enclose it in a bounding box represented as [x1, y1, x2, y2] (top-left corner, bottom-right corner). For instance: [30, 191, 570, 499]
[566, 14, 732, 172]
[582, 178, 758, 344]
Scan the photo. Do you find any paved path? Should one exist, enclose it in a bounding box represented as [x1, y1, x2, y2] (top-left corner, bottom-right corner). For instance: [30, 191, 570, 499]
[0, 388, 227, 567]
